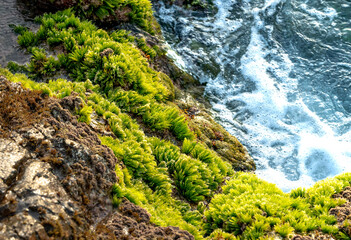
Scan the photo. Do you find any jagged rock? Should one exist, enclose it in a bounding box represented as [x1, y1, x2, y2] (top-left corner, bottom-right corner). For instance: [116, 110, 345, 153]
[329, 188, 351, 237]
[0, 77, 194, 239]
[0, 138, 27, 200]
[98, 200, 194, 240]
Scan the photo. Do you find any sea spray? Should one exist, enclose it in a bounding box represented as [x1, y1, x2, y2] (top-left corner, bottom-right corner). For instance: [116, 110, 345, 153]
[155, 0, 351, 191]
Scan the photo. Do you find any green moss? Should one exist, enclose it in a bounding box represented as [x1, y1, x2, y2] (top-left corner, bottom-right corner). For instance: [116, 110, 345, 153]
[274, 223, 294, 238]
[12, 10, 196, 142]
[136, 37, 157, 59]
[18, 30, 38, 47]
[7, 61, 27, 73]
[74, 0, 156, 34]
[77, 105, 93, 124]
[108, 89, 194, 140]
[158, 72, 175, 100]
[148, 137, 231, 202]
[27, 48, 61, 78]
[16, 10, 165, 96]
[204, 172, 351, 239]
[112, 165, 204, 239]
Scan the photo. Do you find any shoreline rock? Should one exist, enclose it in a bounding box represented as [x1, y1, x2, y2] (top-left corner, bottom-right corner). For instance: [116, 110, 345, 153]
[0, 77, 194, 239]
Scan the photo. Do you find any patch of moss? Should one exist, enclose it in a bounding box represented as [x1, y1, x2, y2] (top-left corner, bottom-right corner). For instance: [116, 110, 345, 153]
[111, 170, 204, 239]
[204, 172, 351, 239]
[76, 0, 158, 34]
[77, 105, 93, 124]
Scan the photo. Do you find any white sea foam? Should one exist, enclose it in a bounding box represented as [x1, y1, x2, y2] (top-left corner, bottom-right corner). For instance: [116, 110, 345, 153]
[157, 0, 351, 192]
[300, 3, 338, 20]
[209, 0, 351, 191]
[165, 44, 187, 70]
[213, 0, 241, 33]
[256, 168, 315, 192]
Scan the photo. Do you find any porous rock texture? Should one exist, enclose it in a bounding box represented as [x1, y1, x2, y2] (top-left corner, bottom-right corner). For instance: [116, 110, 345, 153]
[0, 76, 194, 240]
[329, 186, 351, 237]
[99, 201, 194, 240]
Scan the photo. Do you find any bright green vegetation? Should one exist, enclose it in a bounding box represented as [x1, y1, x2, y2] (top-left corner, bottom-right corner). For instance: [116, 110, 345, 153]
[3, 5, 351, 240]
[205, 172, 351, 239]
[19, 9, 164, 95]
[149, 137, 233, 201]
[75, 0, 156, 33]
[136, 37, 157, 59]
[77, 105, 93, 124]
[111, 167, 204, 239]
[11, 9, 193, 141]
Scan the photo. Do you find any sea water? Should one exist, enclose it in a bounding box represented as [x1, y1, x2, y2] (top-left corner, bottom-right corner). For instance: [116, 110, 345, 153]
[0, 0, 37, 66]
[154, 0, 351, 191]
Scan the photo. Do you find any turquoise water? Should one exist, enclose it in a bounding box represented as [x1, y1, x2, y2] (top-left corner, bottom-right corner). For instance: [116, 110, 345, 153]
[155, 0, 351, 191]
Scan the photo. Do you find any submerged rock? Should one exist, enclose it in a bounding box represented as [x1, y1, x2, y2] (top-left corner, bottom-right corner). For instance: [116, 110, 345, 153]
[152, 0, 216, 11]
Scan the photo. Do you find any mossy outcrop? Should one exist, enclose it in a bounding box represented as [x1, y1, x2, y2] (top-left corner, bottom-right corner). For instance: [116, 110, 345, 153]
[2, 0, 351, 240]
[0, 76, 195, 239]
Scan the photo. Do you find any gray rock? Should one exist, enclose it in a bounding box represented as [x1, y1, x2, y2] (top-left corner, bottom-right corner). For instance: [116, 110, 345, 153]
[0, 138, 26, 200]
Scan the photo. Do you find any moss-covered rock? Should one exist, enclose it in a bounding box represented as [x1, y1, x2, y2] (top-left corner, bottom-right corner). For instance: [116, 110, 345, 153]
[1, 76, 191, 239]
[2, 1, 351, 239]
[174, 92, 255, 171]
[19, 0, 159, 34]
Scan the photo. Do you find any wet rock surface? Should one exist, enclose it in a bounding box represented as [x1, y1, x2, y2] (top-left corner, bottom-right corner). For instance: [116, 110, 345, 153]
[152, 0, 215, 11]
[0, 77, 194, 239]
